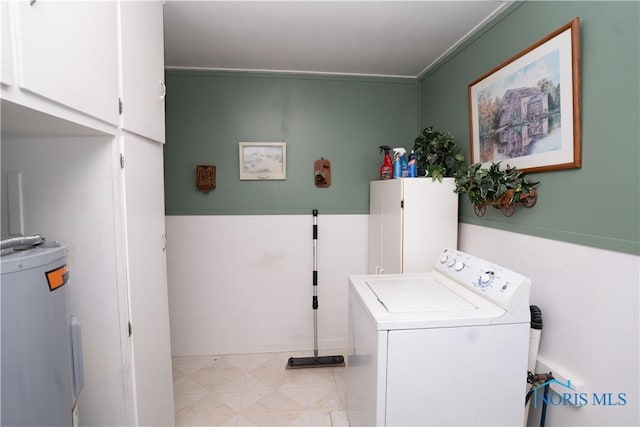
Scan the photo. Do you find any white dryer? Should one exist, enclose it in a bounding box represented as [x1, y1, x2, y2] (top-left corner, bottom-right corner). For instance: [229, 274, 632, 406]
[347, 248, 531, 427]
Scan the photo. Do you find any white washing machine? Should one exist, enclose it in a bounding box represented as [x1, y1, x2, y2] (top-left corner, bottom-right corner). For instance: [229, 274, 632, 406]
[347, 248, 531, 427]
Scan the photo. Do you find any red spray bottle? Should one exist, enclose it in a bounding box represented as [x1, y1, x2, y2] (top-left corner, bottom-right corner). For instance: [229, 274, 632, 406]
[379, 145, 393, 180]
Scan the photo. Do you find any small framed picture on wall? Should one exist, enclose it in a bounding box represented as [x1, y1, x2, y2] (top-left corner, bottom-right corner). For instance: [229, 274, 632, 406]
[238, 142, 287, 180]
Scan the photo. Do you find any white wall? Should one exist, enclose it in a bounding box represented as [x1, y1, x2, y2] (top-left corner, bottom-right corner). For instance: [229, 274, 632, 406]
[1, 136, 130, 426]
[165, 215, 638, 426]
[165, 214, 368, 355]
[459, 223, 639, 427]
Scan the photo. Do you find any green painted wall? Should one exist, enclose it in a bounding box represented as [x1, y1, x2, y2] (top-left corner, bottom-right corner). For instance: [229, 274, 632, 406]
[419, 1, 639, 255]
[164, 1, 639, 254]
[164, 71, 418, 215]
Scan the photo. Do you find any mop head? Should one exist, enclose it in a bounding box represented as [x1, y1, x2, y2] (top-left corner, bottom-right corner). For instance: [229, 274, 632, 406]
[286, 355, 345, 369]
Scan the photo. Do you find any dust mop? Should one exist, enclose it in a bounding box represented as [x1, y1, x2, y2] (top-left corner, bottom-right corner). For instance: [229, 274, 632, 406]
[286, 209, 345, 369]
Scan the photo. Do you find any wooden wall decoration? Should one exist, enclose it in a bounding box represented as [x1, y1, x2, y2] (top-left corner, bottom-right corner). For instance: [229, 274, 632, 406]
[196, 165, 216, 192]
[314, 158, 331, 188]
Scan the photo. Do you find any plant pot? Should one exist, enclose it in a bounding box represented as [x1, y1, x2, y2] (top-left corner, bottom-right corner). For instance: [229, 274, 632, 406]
[473, 188, 537, 217]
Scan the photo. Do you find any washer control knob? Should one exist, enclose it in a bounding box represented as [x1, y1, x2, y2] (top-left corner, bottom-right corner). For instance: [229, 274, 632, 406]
[480, 271, 494, 285]
[454, 261, 465, 271]
[439, 254, 448, 264]
[447, 258, 456, 267]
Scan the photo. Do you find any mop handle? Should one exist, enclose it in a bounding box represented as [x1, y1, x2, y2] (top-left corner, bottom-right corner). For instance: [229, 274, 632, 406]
[312, 209, 318, 310]
[312, 209, 319, 357]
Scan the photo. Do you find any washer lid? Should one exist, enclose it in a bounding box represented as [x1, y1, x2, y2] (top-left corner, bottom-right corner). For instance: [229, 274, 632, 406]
[367, 278, 476, 313]
[349, 272, 509, 330]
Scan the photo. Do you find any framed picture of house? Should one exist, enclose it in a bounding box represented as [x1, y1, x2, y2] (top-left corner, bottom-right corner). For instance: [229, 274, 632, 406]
[238, 142, 287, 180]
[468, 18, 581, 173]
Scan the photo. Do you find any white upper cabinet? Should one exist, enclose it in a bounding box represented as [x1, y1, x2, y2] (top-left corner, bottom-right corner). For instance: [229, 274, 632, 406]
[120, 1, 166, 143]
[1, 2, 14, 86]
[14, 0, 119, 125]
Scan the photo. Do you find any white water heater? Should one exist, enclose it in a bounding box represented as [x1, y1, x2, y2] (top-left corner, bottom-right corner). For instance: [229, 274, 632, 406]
[1, 242, 84, 426]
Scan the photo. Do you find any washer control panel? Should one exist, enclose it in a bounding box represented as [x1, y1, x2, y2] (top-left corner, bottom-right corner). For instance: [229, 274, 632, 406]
[435, 248, 530, 313]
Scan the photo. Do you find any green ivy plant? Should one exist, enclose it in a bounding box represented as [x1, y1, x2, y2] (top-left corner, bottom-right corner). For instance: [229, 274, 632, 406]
[454, 162, 539, 206]
[413, 126, 466, 181]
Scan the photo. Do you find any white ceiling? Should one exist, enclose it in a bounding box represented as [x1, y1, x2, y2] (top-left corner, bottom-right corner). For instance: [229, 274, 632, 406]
[163, 1, 511, 78]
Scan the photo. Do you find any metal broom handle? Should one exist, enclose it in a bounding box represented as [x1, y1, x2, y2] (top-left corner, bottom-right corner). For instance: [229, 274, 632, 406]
[312, 209, 318, 357]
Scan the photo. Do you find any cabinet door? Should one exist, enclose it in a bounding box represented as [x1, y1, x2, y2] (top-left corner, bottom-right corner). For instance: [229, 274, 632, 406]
[373, 179, 403, 274]
[380, 180, 403, 274]
[402, 178, 458, 273]
[120, 1, 166, 143]
[15, 1, 119, 124]
[368, 181, 383, 274]
[123, 136, 174, 425]
[401, 179, 434, 274]
[1, 2, 13, 86]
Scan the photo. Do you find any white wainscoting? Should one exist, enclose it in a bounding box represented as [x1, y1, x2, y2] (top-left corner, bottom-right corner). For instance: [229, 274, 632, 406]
[165, 214, 368, 356]
[165, 216, 638, 426]
[459, 223, 639, 427]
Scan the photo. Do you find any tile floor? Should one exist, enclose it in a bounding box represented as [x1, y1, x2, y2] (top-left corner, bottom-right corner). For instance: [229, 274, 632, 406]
[172, 351, 348, 426]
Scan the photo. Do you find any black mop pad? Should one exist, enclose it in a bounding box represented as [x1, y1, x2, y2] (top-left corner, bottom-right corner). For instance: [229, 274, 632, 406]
[286, 355, 345, 369]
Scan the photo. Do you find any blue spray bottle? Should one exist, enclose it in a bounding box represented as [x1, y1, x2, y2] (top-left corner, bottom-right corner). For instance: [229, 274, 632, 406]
[408, 150, 417, 177]
[392, 148, 406, 178]
[400, 150, 409, 177]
